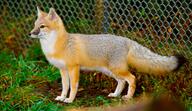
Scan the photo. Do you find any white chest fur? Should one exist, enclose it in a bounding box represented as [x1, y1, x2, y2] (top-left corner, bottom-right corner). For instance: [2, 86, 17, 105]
[40, 31, 57, 54]
[40, 31, 65, 69]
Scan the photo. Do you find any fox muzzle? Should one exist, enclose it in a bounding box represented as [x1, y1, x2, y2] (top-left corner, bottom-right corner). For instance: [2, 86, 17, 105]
[29, 28, 40, 36]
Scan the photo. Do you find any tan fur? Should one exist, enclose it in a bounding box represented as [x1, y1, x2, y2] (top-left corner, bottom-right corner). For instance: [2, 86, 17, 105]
[127, 51, 167, 74]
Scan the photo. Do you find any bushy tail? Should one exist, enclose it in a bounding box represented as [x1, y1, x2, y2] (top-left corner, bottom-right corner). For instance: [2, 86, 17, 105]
[127, 43, 186, 75]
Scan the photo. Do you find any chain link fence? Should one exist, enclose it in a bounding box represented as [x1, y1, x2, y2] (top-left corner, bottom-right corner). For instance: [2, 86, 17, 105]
[0, 0, 191, 64]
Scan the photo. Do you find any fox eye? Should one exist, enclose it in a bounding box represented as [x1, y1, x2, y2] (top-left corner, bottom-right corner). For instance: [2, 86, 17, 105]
[40, 25, 46, 29]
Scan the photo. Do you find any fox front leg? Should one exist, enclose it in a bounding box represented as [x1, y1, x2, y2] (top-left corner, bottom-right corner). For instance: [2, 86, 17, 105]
[64, 65, 80, 103]
[55, 68, 69, 101]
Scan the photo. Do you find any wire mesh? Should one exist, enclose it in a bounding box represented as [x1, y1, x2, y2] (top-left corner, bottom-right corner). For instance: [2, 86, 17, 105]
[0, 0, 191, 62]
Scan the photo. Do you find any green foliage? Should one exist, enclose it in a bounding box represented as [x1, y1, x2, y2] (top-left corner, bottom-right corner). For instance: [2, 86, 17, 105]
[96, 96, 111, 106]
[0, 49, 62, 110]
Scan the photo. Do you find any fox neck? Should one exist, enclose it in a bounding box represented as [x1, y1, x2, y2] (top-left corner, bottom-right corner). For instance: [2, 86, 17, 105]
[40, 24, 68, 55]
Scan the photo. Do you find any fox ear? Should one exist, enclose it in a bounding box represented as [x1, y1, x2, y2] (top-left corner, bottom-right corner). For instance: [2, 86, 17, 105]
[37, 6, 43, 17]
[48, 8, 58, 21]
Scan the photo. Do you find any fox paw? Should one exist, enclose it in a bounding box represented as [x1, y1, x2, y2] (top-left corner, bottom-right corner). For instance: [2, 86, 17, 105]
[55, 96, 65, 101]
[108, 93, 118, 97]
[64, 98, 73, 103]
[122, 95, 132, 100]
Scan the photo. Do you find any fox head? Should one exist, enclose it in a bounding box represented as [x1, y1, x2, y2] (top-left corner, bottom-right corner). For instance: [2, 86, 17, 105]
[29, 7, 64, 39]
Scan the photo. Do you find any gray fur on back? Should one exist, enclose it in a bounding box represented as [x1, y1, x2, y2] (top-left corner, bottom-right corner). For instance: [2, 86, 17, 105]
[72, 34, 134, 63]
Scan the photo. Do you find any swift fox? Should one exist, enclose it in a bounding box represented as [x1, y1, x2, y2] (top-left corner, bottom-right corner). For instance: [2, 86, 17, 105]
[29, 7, 186, 103]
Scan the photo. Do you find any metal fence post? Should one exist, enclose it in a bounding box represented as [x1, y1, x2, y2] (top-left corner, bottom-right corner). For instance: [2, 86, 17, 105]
[103, 0, 110, 33]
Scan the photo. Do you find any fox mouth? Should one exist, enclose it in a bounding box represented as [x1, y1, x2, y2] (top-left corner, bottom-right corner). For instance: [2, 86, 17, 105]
[30, 34, 45, 39]
[30, 33, 47, 39]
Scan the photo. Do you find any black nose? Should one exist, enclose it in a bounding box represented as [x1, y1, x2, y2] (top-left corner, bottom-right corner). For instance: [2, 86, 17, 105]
[29, 33, 31, 36]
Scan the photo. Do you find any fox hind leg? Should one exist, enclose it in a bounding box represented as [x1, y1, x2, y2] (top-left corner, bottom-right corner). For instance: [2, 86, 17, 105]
[108, 79, 126, 97]
[111, 67, 136, 100]
[122, 72, 136, 100]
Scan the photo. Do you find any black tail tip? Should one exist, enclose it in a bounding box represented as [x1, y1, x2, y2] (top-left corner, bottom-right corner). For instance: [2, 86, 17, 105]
[174, 55, 187, 71]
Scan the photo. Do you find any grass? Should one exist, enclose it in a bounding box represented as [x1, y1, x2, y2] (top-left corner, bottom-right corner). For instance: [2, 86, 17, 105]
[0, 43, 191, 111]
